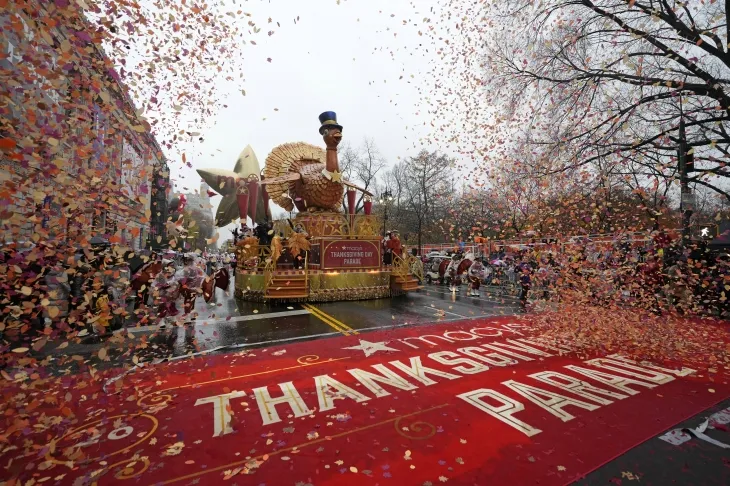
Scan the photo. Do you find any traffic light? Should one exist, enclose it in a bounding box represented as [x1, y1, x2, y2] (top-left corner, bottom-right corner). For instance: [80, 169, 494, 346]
[697, 224, 717, 239]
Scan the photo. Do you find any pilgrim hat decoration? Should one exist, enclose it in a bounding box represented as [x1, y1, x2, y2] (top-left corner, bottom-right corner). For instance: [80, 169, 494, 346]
[318, 111, 343, 135]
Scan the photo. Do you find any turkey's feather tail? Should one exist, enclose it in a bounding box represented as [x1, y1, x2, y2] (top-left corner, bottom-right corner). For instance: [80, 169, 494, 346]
[263, 142, 324, 211]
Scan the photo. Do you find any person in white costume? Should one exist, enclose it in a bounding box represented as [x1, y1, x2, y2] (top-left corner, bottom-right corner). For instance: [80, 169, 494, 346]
[467, 259, 485, 297]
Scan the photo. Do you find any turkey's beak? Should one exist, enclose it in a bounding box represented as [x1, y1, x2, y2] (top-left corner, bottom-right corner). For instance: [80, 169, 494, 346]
[334, 132, 342, 140]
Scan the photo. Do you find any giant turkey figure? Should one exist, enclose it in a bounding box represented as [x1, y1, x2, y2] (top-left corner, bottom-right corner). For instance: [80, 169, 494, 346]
[261, 112, 372, 212]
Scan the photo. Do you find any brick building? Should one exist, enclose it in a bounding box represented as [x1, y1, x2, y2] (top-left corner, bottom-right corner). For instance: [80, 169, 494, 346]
[149, 160, 171, 250]
[0, 1, 167, 250]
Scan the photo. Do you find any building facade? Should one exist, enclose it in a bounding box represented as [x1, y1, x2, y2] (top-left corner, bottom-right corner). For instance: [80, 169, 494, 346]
[179, 180, 215, 251]
[149, 160, 171, 250]
[185, 180, 215, 220]
[0, 1, 166, 250]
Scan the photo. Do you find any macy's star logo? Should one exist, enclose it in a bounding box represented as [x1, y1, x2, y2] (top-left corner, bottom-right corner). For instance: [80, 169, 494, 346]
[343, 339, 398, 357]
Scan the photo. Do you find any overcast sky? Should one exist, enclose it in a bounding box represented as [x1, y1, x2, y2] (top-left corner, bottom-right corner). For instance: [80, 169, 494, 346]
[161, 0, 446, 247]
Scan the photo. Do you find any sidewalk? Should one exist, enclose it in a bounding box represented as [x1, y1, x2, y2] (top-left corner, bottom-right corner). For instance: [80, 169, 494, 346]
[5, 287, 230, 373]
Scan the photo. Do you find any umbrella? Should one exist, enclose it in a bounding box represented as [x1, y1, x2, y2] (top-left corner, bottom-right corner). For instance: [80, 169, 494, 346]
[89, 235, 110, 247]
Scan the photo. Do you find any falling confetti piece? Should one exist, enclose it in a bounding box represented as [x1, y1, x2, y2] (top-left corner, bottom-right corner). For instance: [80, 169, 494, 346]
[0, 138, 17, 150]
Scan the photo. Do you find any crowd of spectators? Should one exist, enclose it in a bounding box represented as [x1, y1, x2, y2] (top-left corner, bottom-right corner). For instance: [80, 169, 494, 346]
[488, 233, 729, 317]
[1, 241, 238, 351]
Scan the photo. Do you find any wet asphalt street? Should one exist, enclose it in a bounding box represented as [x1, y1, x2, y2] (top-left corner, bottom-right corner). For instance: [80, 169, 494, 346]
[160, 283, 522, 356]
[32, 282, 522, 370]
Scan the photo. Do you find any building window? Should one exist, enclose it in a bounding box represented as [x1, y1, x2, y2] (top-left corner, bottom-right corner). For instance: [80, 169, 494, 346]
[41, 195, 52, 229]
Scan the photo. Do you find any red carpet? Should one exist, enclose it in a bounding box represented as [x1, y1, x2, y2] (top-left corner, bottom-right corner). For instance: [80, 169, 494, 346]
[3, 316, 730, 485]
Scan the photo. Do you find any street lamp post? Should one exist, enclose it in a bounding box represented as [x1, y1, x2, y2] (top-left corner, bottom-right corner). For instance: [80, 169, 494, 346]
[379, 190, 394, 238]
[187, 231, 199, 251]
[678, 100, 694, 248]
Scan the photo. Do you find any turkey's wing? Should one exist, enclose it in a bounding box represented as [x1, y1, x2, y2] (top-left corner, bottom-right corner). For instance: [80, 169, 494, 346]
[260, 173, 302, 184]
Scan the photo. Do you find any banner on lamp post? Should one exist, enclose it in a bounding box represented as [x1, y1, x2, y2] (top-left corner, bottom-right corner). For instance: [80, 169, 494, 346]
[347, 189, 356, 216]
[260, 178, 270, 217]
[247, 178, 259, 225]
[236, 179, 249, 227]
[363, 199, 372, 215]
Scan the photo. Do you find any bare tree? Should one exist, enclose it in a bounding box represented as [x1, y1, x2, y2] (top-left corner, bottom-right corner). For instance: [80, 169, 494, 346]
[354, 138, 386, 211]
[337, 138, 386, 213]
[436, 0, 730, 205]
[337, 142, 359, 182]
[385, 151, 455, 250]
[337, 142, 360, 211]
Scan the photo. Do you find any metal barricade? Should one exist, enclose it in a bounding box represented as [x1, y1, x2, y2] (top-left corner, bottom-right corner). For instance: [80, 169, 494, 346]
[484, 265, 519, 297]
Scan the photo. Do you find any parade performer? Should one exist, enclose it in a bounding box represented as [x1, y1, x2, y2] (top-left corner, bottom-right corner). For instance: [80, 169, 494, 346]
[83, 251, 116, 334]
[387, 231, 403, 260]
[448, 254, 461, 292]
[177, 253, 206, 315]
[236, 226, 260, 267]
[288, 224, 310, 270]
[383, 231, 393, 266]
[91, 278, 112, 333]
[131, 253, 163, 309]
[519, 264, 532, 310]
[270, 233, 283, 267]
[151, 259, 179, 327]
[468, 259, 485, 297]
[202, 265, 231, 304]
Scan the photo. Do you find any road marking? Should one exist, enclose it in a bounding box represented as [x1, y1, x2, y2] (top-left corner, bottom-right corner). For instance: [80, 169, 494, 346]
[303, 304, 358, 335]
[302, 304, 359, 335]
[174, 312, 510, 351]
[197, 309, 312, 325]
[161, 403, 448, 485]
[203, 312, 514, 349]
[421, 286, 519, 302]
[423, 306, 468, 318]
[124, 309, 312, 333]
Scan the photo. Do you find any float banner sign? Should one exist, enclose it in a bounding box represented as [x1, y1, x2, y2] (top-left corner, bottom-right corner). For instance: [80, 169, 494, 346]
[322, 240, 380, 269]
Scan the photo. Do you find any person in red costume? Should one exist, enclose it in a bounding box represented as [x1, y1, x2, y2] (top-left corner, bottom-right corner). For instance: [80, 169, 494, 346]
[386, 231, 403, 260]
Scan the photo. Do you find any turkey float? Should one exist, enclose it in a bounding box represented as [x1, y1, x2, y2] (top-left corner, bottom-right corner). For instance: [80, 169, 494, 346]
[194, 111, 421, 303]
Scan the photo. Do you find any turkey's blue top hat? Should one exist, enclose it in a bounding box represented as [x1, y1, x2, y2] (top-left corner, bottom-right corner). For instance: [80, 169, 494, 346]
[318, 111, 343, 135]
